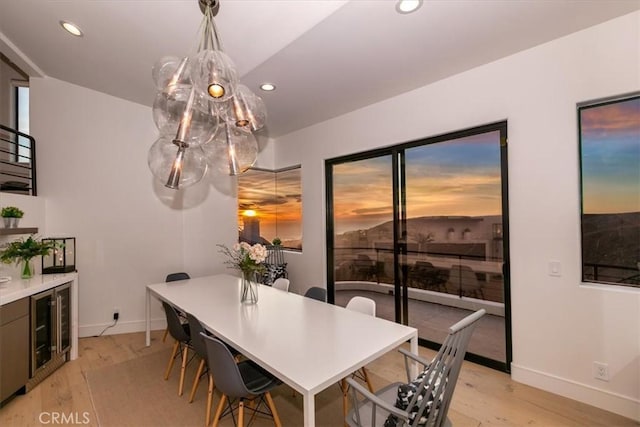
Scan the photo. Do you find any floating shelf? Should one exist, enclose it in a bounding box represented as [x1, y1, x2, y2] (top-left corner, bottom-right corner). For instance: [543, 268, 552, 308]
[0, 227, 39, 236]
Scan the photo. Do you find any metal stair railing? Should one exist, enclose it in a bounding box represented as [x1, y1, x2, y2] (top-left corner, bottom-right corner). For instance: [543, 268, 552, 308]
[0, 123, 36, 196]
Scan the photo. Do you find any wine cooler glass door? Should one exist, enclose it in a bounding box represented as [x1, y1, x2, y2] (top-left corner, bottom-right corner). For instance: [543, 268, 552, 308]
[31, 290, 54, 373]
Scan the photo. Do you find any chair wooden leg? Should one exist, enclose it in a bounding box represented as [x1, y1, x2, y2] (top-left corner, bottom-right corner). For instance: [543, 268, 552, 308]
[164, 340, 179, 380]
[178, 345, 188, 396]
[162, 327, 169, 343]
[341, 378, 349, 427]
[238, 400, 244, 427]
[212, 394, 227, 427]
[361, 367, 374, 393]
[264, 391, 282, 427]
[205, 374, 214, 426]
[189, 358, 206, 403]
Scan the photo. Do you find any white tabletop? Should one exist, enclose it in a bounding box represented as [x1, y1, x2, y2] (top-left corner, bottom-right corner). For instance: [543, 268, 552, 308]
[146, 273, 417, 426]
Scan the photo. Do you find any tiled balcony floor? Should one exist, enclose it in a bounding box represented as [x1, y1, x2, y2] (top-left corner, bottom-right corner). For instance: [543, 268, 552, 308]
[335, 289, 506, 363]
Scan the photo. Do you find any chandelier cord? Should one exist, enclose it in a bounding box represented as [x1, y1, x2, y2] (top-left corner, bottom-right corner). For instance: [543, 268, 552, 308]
[193, 4, 223, 54]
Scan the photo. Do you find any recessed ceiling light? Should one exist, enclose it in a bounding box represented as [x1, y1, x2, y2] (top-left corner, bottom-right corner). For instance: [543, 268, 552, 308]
[396, 0, 423, 14]
[60, 21, 83, 37]
[260, 83, 276, 92]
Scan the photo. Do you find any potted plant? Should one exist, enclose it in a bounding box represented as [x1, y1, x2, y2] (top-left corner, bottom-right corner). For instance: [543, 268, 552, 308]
[272, 237, 282, 246]
[1, 206, 24, 228]
[0, 206, 24, 228]
[0, 235, 57, 279]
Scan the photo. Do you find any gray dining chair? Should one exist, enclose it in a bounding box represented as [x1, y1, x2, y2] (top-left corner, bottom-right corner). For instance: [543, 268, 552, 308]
[201, 333, 282, 427]
[186, 312, 241, 425]
[162, 272, 191, 343]
[304, 286, 327, 302]
[345, 309, 486, 427]
[162, 301, 193, 396]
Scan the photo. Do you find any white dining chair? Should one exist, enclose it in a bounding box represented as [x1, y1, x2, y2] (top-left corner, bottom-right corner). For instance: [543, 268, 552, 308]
[345, 296, 376, 316]
[341, 296, 376, 423]
[272, 277, 290, 292]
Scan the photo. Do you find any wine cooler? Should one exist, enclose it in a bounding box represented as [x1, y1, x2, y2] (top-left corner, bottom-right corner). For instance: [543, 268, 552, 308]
[28, 282, 71, 390]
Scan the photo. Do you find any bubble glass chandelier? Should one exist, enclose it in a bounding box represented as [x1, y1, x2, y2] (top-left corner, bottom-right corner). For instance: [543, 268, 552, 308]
[148, 0, 266, 189]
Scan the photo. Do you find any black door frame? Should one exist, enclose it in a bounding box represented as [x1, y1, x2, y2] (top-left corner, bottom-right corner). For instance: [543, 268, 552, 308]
[325, 121, 511, 372]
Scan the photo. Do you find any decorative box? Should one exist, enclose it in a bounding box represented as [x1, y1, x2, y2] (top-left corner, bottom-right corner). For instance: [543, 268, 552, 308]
[42, 237, 76, 274]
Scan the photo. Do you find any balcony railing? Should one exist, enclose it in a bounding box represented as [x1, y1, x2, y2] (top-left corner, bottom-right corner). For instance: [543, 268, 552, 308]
[333, 246, 504, 303]
[584, 262, 640, 286]
[0, 124, 36, 196]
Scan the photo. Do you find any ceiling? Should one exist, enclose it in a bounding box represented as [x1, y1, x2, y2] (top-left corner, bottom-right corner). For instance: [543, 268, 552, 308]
[1, 0, 638, 138]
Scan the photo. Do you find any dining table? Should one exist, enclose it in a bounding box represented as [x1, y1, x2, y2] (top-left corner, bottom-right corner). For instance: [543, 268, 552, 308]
[145, 273, 418, 427]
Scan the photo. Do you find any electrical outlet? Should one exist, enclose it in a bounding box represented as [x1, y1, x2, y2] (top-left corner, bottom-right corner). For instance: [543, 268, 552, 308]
[593, 361, 609, 381]
[113, 308, 120, 321]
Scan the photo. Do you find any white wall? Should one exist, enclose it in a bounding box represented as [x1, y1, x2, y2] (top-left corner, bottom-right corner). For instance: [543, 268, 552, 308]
[271, 12, 640, 420]
[29, 77, 238, 336]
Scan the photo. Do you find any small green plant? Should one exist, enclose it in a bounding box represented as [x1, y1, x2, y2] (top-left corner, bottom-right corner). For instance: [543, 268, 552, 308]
[1, 206, 24, 218]
[0, 235, 58, 265]
[272, 237, 282, 246]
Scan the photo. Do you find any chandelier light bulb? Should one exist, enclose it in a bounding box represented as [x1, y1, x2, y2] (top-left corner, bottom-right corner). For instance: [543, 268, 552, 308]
[204, 124, 258, 176]
[191, 50, 238, 103]
[227, 84, 266, 131]
[208, 83, 225, 98]
[166, 57, 191, 93]
[165, 145, 186, 189]
[152, 88, 218, 146]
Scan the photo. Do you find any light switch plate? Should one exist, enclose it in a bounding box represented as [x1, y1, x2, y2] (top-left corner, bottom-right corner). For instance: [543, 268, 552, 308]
[549, 261, 561, 277]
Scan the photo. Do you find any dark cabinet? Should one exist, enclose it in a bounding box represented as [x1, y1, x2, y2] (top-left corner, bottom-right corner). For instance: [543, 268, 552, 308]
[0, 298, 29, 403]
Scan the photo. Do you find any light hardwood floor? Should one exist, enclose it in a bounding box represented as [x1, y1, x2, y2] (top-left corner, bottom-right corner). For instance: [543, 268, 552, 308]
[0, 330, 636, 426]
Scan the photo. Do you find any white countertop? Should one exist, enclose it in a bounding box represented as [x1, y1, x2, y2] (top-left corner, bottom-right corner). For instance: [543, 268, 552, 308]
[0, 272, 78, 305]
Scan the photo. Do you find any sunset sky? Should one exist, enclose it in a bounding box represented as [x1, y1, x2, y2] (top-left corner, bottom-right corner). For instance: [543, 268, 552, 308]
[581, 96, 640, 214]
[237, 168, 302, 241]
[333, 131, 502, 233]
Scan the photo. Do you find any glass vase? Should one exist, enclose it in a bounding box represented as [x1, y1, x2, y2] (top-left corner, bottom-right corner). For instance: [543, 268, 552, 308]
[241, 270, 258, 304]
[20, 258, 34, 279]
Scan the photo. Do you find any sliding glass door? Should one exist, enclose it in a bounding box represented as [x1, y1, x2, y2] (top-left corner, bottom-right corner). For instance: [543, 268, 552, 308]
[327, 122, 510, 370]
[328, 155, 399, 323]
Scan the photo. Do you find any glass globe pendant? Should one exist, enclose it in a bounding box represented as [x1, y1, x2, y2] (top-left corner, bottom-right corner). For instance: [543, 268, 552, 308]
[148, 136, 208, 189]
[204, 123, 258, 176]
[152, 87, 218, 146]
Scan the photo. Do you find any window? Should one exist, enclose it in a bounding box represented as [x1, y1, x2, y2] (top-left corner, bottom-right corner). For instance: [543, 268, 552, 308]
[13, 82, 30, 163]
[237, 166, 302, 250]
[579, 93, 640, 287]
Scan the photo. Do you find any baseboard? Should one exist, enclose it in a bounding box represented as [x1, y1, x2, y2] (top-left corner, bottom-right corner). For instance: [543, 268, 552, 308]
[79, 318, 166, 338]
[511, 363, 639, 421]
